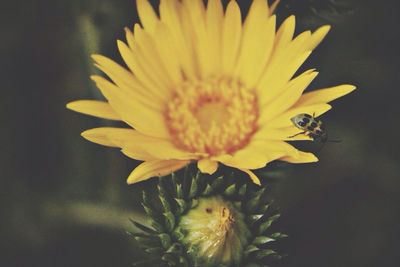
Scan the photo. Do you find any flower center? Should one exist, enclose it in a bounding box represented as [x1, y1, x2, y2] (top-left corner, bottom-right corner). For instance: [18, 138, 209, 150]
[165, 77, 259, 156]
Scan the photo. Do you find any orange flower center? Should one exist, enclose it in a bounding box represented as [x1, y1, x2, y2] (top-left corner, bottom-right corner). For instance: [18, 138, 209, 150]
[165, 77, 259, 156]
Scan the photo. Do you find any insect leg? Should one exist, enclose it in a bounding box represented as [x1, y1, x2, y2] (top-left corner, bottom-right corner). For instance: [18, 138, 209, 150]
[317, 141, 326, 153]
[327, 139, 342, 143]
[287, 131, 307, 138]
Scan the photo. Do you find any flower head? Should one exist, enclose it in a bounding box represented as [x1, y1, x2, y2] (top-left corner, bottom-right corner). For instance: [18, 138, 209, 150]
[67, 0, 356, 185]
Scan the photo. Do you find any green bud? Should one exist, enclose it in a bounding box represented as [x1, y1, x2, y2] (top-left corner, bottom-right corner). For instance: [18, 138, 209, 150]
[130, 170, 285, 266]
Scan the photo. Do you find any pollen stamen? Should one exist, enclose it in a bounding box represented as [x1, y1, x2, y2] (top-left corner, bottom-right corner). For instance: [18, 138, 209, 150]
[165, 77, 259, 156]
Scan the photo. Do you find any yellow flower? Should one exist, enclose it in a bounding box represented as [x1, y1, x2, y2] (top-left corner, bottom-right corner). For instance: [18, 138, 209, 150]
[67, 0, 356, 185]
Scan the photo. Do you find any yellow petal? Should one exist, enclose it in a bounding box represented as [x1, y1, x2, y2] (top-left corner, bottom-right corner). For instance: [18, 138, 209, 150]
[271, 29, 311, 68]
[235, 7, 276, 87]
[81, 128, 153, 161]
[306, 25, 331, 51]
[134, 25, 175, 87]
[159, 0, 197, 79]
[81, 127, 147, 148]
[66, 100, 120, 121]
[280, 151, 318, 163]
[91, 75, 170, 139]
[205, 0, 224, 74]
[81, 128, 118, 147]
[258, 22, 315, 104]
[264, 103, 332, 128]
[234, 0, 275, 87]
[257, 22, 330, 105]
[154, 23, 183, 84]
[269, 0, 281, 15]
[122, 25, 173, 93]
[258, 51, 312, 106]
[274, 15, 295, 52]
[182, 0, 214, 77]
[222, 0, 242, 75]
[120, 148, 155, 161]
[214, 140, 295, 170]
[81, 127, 196, 160]
[295, 84, 356, 106]
[116, 36, 167, 104]
[92, 52, 164, 110]
[91, 54, 138, 90]
[259, 70, 318, 124]
[198, 159, 218, 174]
[127, 160, 190, 184]
[252, 126, 312, 141]
[216, 153, 266, 170]
[136, 0, 158, 34]
[92, 59, 162, 112]
[123, 142, 196, 161]
[239, 169, 261, 185]
[124, 26, 135, 49]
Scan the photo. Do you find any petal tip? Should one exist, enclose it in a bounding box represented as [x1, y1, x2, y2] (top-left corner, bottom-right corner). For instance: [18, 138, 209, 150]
[126, 177, 135, 185]
[124, 27, 132, 34]
[303, 152, 318, 163]
[198, 159, 219, 174]
[90, 75, 102, 83]
[240, 168, 261, 185]
[347, 84, 357, 91]
[116, 39, 124, 46]
[80, 130, 91, 139]
[91, 54, 102, 62]
[65, 101, 75, 110]
[308, 154, 319, 162]
[321, 25, 332, 32]
[66, 101, 85, 113]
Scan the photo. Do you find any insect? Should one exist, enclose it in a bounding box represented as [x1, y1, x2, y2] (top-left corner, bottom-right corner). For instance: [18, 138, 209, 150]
[289, 113, 340, 143]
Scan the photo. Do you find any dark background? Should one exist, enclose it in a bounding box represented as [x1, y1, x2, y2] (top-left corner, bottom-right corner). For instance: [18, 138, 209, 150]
[1, 0, 399, 266]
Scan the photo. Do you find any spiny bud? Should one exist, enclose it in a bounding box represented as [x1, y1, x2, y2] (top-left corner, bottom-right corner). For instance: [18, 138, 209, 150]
[129, 169, 286, 266]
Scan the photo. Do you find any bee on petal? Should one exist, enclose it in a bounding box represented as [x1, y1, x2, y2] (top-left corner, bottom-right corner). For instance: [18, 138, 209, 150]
[289, 113, 339, 143]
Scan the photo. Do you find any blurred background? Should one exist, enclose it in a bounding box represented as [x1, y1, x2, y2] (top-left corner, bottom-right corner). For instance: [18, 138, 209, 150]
[1, 0, 399, 266]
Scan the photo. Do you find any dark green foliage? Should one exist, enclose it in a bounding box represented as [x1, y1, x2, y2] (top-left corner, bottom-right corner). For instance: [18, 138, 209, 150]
[129, 166, 286, 267]
[278, 0, 354, 23]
